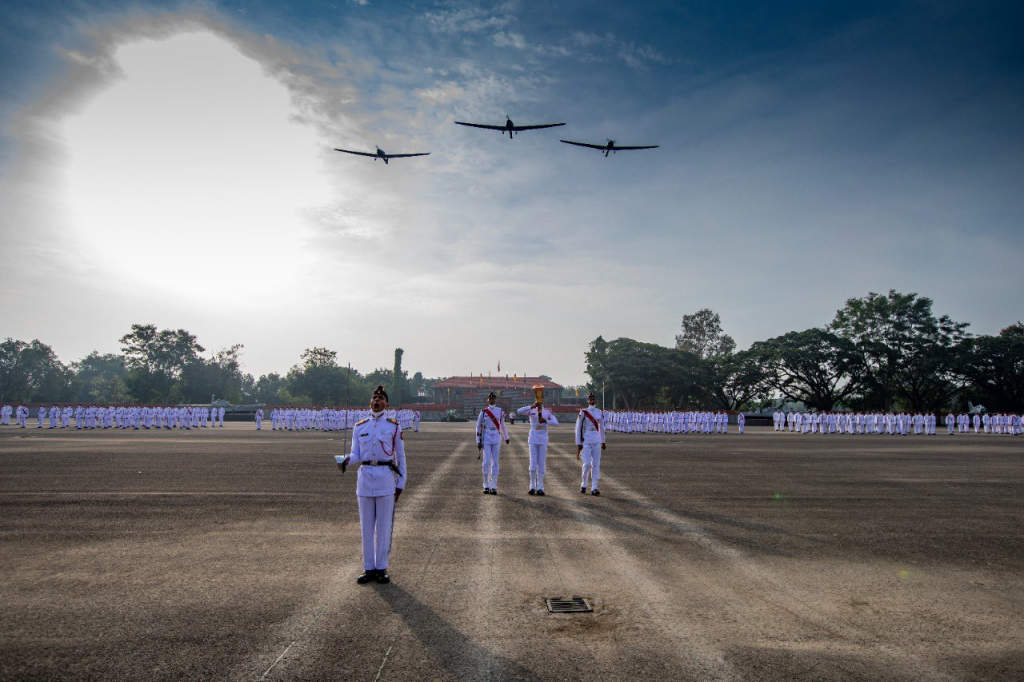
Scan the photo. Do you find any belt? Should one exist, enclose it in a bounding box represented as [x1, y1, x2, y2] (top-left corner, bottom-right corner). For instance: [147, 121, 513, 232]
[361, 461, 401, 474]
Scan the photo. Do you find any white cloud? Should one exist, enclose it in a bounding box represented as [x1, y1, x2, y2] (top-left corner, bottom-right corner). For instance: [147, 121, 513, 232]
[492, 31, 527, 49]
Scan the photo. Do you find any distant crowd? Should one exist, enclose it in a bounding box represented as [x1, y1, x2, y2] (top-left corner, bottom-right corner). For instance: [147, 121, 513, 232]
[602, 410, 743, 434]
[0, 404, 225, 429]
[773, 410, 1023, 435]
[257, 408, 421, 432]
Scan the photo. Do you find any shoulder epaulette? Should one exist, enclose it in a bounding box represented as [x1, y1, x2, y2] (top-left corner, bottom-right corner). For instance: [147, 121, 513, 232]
[387, 418, 398, 425]
[356, 418, 369, 425]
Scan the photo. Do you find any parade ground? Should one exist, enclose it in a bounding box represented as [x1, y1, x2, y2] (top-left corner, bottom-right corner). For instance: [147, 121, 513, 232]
[1, 424, 1022, 681]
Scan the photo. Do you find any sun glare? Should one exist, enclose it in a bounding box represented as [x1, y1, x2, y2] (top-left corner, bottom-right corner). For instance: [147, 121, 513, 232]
[61, 31, 333, 301]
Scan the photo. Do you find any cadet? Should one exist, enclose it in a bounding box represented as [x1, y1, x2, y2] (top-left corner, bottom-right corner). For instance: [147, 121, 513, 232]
[476, 392, 509, 495]
[337, 385, 406, 584]
[517, 389, 559, 496]
[575, 393, 606, 495]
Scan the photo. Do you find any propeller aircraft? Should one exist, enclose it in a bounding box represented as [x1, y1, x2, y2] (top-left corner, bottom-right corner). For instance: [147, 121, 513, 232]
[454, 116, 565, 139]
[560, 139, 659, 157]
[333, 146, 430, 165]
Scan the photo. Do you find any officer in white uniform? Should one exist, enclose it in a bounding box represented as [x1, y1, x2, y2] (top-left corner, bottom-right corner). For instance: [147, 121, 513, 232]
[517, 391, 559, 496]
[575, 393, 606, 495]
[476, 392, 509, 495]
[337, 385, 407, 584]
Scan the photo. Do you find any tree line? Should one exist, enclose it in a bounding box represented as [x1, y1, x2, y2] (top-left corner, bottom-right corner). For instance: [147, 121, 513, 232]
[0, 324, 438, 406]
[585, 291, 1024, 413]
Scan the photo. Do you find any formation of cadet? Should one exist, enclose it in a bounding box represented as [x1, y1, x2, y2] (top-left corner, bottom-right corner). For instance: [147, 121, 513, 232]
[0, 404, 225, 429]
[266, 408, 419, 432]
[336, 385, 406, 585]
[475, 392, 510, 495]
[772, 410, 1023, 435]
[575, 393, 606, 495]
[604, 410, 733, 434]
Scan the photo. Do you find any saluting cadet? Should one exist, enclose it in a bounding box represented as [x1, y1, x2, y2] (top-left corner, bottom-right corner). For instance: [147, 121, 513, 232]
[336, 385, 406, 584]
[517, 391, 559, 496]
[476, 392, 510, 495]
[575, 393, 606, 495]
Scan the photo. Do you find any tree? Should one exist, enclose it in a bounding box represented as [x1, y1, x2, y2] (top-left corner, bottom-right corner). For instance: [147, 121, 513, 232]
[392, 348, 404, 406]
[964, 323, 1024, 412]
[119, 324, 205, 402]
[749, 329, 863, 411]
[831, 291, 971, 410]
[675, 309, 736, 360]
[0, 338, 74, 402]
[73, 352, 129, 403]
[702, 349, 772, 411]
[287, 347, 346, 405]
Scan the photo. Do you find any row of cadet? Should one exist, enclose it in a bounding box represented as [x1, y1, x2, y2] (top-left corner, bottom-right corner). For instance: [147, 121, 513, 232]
[255, 407, 421, 432]
[0, 404, 225, 429]
[602, 410, 745, 434]
[772, 411, 1024, 435]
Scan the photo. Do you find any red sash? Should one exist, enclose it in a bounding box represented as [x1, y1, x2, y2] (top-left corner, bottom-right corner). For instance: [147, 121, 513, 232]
[483, 408, 501, 432]
[582, 409, 601, 431]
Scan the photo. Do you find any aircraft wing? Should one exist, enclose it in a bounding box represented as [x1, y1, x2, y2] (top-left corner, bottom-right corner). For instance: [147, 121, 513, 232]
[560, 140, 607, 150]
[334, 148, 379, 158]
[454, 122, 508, 131]
[512, 123, 565, 131]
[612, 145, 659, 151]
[384, 152, 431, 158]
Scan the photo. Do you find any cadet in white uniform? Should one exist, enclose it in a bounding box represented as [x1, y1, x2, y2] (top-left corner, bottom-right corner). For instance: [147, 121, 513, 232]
[517, 392, 559, 496]
[476, 392, 509, 495]
[337, 385, 407, 584]
[575, 393, 606, 495]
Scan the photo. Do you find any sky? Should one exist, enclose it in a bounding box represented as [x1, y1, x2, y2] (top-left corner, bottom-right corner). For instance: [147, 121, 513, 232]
[1, 0, 1022, 386]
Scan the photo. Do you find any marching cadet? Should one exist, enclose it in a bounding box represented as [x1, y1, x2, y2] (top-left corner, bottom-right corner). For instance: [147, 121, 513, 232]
[517, 389, 559, 496]
[336, 385, 407, 584]
[255, 407, 263, 430]
[476, 392, 509, 495]
[575, 393, 606, 495]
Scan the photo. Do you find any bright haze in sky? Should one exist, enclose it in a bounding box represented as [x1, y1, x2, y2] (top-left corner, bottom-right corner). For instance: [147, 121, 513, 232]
[1, 1, 1022, 385]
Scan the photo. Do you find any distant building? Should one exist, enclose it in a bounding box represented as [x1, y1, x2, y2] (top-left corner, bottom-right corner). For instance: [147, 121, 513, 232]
[431, 376, 564, 417]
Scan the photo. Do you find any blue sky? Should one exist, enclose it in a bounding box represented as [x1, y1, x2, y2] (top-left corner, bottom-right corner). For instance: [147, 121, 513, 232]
[1, 0, 1022, 385]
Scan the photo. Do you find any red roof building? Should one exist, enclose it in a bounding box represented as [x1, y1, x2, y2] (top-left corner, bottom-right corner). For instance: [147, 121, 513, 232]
[431, 376, 565, 417]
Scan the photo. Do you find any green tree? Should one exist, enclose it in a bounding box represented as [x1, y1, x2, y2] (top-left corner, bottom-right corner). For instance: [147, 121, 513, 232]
[702, 349, 772, 411]
[73, 352, 129, 403]
[119, 324, 205, 402]
[749, 329, 863, 411]
[964, 323, 1024, 412]
[0, 338, 74, 402]
[392, 348, 404, 406]
[675, 309, 736, 360]
[287, 347, 346, 405]
[831, 291, 971, 410]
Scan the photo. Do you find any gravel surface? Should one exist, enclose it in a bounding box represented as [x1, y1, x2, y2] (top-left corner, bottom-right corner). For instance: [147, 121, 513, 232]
[1, 423, 1022, 680]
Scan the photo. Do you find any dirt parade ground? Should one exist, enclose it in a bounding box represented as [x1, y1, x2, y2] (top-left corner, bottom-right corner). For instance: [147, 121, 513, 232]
[1, 423, 1022, 681]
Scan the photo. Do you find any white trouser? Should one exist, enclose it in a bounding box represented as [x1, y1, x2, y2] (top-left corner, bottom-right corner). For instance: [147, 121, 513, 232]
[481, 442, 500, 488]
[580, 442, 601, 491]
[529, 443, 547, 490]
[255, 417, 262, 430]
[357, 494, 395, 571]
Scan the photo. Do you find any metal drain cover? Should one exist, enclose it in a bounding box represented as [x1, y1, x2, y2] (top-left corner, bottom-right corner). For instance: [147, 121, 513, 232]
[545, 597, 593, 613]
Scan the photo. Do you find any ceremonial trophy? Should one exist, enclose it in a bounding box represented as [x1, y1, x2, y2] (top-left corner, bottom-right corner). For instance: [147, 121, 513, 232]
[532, 384, 545, 404]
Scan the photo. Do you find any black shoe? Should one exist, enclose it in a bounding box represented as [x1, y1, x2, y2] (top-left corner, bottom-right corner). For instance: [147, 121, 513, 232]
[357, 570, 377, 584]
[490, 488, 497, 495]
[376, 570, 390, 584]
[536, 490, 545, 496]
[591, 490, 600, 496]
[581, 486, 586, 494]
[483, 488, 489, 494]
[528, 489, 536, 495]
